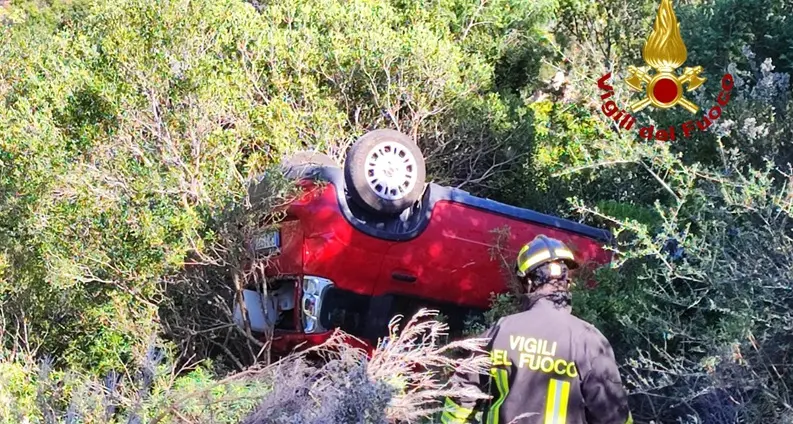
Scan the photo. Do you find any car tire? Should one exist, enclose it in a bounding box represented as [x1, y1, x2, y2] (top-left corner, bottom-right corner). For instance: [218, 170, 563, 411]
[344, 129, 426, 215]
[281, 151, 337, 179]
[249, 151, 336, 204]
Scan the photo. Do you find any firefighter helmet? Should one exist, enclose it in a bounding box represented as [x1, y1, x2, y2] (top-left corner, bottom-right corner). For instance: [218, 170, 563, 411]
[515, 235, 579, 279]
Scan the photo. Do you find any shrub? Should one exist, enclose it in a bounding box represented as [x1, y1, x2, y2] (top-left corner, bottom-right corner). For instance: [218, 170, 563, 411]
[0, 0, 560, 374]
[562, 49, 793, 422]
[0, 343, 272, 424]
[240, 309, 491, 424]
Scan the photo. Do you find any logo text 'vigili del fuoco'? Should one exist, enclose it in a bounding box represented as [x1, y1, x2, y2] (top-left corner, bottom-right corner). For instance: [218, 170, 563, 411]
[597, 0, 733, 142]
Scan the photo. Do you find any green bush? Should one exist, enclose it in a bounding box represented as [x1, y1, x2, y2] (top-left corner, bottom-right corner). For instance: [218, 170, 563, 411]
[483, 2, 793, 420]
[0, 347, 273, 424]
[0, 0, 557, 419]
[561, 50, 793, 421]
[0, 0, 556, 373]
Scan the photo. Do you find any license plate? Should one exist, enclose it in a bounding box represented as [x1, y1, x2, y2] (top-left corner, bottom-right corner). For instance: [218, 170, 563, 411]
[253, 230, 280, 252]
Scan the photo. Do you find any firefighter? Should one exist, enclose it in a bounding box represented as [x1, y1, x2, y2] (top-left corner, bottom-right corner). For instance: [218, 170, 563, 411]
[441, 235, 633, 424]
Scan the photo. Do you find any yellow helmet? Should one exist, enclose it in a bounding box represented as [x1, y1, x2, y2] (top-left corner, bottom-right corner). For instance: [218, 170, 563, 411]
[515, 235, 579, 279]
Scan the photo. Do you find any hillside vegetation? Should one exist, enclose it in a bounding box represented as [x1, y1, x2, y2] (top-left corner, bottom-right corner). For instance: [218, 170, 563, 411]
[1, 0, 792, 422]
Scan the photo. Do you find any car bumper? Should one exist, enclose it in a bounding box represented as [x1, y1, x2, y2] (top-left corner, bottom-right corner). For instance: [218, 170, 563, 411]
[233, 275, 372, 354]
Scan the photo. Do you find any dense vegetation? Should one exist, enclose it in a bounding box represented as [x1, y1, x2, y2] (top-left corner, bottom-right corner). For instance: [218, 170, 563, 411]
[1, 0, 791, 422]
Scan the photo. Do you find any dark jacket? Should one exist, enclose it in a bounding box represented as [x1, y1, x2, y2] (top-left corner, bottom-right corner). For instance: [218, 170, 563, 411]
[441, 294, 633, 424]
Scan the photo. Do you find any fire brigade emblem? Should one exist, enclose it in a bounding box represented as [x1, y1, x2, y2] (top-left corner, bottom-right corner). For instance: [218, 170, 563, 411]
[626, 0, 706, 113]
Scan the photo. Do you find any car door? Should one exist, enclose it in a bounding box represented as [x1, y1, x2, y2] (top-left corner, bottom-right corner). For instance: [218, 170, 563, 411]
[374, 199, 507, 310]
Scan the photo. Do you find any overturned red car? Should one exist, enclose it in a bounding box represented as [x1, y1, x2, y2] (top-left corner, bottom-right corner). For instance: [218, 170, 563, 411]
[234, 129, 614, 354]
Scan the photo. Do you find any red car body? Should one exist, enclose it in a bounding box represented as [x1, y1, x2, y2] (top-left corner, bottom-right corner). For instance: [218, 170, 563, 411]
[236, 165, 614, 354]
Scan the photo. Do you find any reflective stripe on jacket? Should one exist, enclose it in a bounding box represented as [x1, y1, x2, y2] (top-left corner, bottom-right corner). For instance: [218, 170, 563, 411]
[441, 296, 633, 424]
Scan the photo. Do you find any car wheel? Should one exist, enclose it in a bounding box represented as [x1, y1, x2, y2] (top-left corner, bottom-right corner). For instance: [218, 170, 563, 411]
[249, 151, 336, 204]
[281, 151, 337, 179]
[344, 129, 426, 215]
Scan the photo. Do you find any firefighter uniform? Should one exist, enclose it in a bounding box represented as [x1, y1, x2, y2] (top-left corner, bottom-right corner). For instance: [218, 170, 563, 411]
[441, 297, 633, 424]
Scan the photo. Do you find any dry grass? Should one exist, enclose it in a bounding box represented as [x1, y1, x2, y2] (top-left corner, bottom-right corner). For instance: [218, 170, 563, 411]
[239, 308, 493, 424]
[368, 309, 493, 422]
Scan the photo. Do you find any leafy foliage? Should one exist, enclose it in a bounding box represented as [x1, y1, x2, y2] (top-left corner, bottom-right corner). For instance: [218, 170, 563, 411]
[0, 0, 555, 373]
[1, 0, 792, 422]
